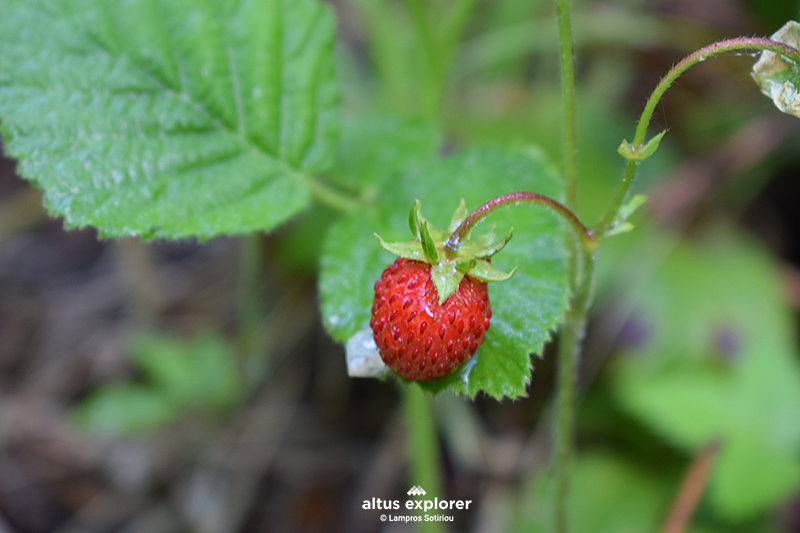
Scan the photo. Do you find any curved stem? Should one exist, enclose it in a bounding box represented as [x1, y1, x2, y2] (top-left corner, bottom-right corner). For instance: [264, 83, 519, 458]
[599, 37, 800, 232]
[444, 191, 596, 253]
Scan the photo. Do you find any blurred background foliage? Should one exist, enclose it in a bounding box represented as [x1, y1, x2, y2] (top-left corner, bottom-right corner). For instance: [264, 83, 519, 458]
[1, 0, 800, 531]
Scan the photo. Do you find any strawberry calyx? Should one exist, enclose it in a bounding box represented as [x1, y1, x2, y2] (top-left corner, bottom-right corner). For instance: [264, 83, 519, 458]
[375, 199, 518, 304]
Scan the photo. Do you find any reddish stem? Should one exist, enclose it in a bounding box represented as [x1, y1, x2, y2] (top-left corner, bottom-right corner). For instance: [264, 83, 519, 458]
[444, 192, 596, 252]
[661, 441, 720, 533]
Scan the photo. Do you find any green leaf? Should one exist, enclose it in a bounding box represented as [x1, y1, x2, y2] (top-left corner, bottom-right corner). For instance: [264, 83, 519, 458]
[71, 333, 241, 435]
[320, 146, 570, 399]
[133, 334, 240, 412]
[0, 0, 339, 238]
[607, 227, 800, 520]
[72, 385, 179, 435]
[513, 452, 672, 533]
[752, 21, 800, 118]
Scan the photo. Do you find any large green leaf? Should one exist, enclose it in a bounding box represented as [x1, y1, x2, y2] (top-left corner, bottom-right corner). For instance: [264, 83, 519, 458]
[0, 0, 338, 238]
[320, 146, 570, 399]
[513, 452, 672, 533]
[605, 227, 800, 520]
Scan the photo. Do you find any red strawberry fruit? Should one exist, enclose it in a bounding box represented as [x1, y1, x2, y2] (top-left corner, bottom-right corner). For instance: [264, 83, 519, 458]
[370, 200, 517, 382]
[370, 258, 492, 381]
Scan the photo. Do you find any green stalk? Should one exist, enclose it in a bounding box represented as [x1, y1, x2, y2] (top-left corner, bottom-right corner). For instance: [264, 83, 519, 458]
[599, 37, 800, 233]
[404, 0, 477, 121]
[301, 174, 363, 213]
[554, 242, 595, 533]
[553, 0, 582, 529]
[555, 0, 579, 210]
[236, 233, 267, 386]
[402, 383, 445, 533]
[553, 0, 597, 533]
[405, 0, 443, 120]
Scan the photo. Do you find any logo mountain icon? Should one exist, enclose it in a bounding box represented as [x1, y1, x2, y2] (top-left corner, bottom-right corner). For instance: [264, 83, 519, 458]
[407, 485, 426, 496]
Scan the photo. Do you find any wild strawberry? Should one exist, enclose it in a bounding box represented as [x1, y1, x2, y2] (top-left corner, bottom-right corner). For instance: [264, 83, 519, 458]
[371, 200, 517, 382]
[370, 258, 492, 381]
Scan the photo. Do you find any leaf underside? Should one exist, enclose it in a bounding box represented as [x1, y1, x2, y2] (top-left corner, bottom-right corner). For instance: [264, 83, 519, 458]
[0, 0, 339, 238]
[320, 146, 570, 399]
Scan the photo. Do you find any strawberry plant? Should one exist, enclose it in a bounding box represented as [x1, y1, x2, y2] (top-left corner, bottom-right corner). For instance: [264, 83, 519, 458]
[2, 0, 800, 531]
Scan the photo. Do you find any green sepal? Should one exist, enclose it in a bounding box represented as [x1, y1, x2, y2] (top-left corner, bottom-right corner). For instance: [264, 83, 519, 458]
[375, 233, 426, 260]
[457, 259, 477, 272]
[605, 194, 648, 237]
[605, 221, 635, 236]
[379, 199, 518, 303]
[468, 260, 519, 283]
[446, 198, 469, 234]
[460, 226, 514, 258]
[618, 130, 667, 162]
[409, 199, 427, 238]
[420, 221, 439, 262]
[619, 194, 648, 220]
[431, 260, 466, 304]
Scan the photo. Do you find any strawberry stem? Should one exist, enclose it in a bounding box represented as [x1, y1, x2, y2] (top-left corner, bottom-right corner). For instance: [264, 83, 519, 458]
[402, 383, 445, 532]
[444, 192, 596, 253]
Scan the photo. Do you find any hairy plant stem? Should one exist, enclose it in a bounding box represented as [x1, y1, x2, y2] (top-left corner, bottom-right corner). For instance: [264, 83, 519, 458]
[599, 37, 800, 233]
[554, 243, 594, 532]
[445, 192, 596, 253]
[552, 1, 584, 529]
[236, 233, 269, 388]
[402, 383, 445, 533]
[555, 0, 579, 210]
